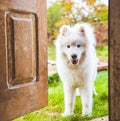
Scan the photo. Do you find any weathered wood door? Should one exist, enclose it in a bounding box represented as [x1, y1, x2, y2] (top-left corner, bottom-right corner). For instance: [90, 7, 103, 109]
[110, 0, 120, 120]
[0, 0, 48, 121]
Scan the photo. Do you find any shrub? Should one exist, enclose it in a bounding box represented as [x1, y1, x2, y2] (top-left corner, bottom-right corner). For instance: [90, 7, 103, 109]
[94, 22, 108, 45]
[48, 73, 61, 85]
[47, 2, 63, 41]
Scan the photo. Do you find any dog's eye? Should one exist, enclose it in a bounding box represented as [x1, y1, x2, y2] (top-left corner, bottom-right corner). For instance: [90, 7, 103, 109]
[67, 45, 70, 48]
[77, 44, 81, 48]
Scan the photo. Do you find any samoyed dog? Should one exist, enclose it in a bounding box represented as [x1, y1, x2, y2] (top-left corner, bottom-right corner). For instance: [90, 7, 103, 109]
[55, 23, 98, 117]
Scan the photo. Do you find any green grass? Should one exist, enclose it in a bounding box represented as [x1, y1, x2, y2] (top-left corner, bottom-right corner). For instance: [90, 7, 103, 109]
[96, 45, 108, 60]
[48, 42, 56, 60]
[48, 42, 108, 61]
[14, 71, 108, 121]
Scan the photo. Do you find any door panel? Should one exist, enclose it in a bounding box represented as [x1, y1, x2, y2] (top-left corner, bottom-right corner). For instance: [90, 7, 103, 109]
[0, 0, 48, 121]
[6, 12, 37, 87]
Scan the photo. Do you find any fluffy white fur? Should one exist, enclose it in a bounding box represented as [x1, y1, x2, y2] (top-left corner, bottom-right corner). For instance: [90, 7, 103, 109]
[55, 23, 98, 117]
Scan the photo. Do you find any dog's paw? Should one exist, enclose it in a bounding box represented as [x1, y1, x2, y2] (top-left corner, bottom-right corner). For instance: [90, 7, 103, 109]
[62, 112, 73, 117]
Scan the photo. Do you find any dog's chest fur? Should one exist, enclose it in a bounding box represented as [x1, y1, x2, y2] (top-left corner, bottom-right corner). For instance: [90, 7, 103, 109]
[63, 67, 88, 88]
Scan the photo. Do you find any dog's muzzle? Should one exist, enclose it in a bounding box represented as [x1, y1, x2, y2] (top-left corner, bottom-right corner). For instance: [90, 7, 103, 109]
[71, 54, 78, 65]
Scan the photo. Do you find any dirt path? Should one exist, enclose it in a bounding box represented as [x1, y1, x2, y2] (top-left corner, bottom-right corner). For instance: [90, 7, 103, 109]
[89, 116, 108, 121]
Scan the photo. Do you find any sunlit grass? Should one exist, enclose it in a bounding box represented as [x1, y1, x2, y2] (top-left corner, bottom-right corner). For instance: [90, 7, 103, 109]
[14, 71, 108, 121]
[96, 45, 108, 60]
[48, 42, 56, 60]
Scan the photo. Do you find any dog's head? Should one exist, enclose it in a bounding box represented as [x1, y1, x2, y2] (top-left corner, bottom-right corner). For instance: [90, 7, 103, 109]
[56, 23, 96, 66]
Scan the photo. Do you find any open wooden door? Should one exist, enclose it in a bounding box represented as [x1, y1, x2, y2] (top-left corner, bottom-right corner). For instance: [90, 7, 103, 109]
[110, 0, 120, 120]
[0, 0, 48, 121]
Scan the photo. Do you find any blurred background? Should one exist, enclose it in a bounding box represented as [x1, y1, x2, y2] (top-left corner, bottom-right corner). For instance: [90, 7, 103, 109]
[47, 0, 108, 44]
[47, 0, 108, 67]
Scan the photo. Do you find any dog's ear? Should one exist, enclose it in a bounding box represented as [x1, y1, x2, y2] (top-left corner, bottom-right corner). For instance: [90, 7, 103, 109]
[79, 27, 85, 36]
[60, 25, 70, 36]
[76, 23, 96, 46]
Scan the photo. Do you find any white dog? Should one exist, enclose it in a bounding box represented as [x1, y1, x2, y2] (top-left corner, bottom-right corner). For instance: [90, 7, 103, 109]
[55, 23, 98, 117]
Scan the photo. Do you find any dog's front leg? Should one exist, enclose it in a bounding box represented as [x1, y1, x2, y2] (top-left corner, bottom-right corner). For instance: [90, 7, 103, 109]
[62, 84, 75, 117]
[80, 86, 93, 116]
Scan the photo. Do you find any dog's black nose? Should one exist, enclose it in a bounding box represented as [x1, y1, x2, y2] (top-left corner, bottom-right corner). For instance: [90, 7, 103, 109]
[71, 54, 77, 59]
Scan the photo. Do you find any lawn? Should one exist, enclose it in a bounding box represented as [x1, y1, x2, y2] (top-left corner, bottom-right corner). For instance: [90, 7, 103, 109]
[48, 42, 56, 60]
[14, 71, 108, 121]
[96, 45, 108, 60]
